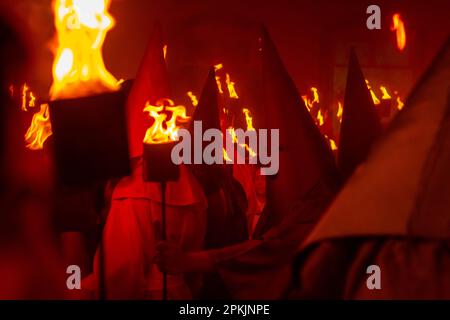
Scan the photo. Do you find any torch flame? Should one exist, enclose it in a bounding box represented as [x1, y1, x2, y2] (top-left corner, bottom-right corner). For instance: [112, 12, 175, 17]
[51, 0, 119, 99]
[336, 101, 343, 123]
[226, 73, 239, 99]
[24, 0, 120, 150]
[143, 99, 190, 144]
[242, 108, 255, 131]
[24, 104, 53, 151]
[391, 13, 406, 51]
[365, 80, 381, 105]
[187, 91, 198, 107]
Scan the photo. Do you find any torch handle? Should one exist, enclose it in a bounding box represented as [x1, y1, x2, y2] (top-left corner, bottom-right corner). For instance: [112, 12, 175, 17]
[161, 181, 168, 301]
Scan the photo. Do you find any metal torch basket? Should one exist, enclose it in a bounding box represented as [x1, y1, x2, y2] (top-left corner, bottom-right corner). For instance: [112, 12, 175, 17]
[142, 141, 180, 182]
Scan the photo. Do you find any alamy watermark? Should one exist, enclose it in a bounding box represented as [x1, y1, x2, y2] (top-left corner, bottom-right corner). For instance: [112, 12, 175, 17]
[170, 121, 280, 176]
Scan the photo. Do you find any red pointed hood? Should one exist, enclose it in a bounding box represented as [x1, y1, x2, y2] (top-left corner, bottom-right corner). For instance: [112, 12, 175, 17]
[302, 37, 450, 248]
[338, 49, 382, 181]
[126, 22, 170, 158]
[253, 26, 340, 237]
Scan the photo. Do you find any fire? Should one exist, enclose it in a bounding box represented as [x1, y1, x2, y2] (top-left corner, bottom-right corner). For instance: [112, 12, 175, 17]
[302, 87, 319, 111]
[365, 80, 404, 110]
[226, 74, 239, 99]
[143, 99, 190, 144]
[380, 86, 391, 100]
[24, 0, 120, 150]
[391, 13, 406, 51]
[365, 80, 381, 105]
[187, 91, 198, 107]
[325, 135, 338, 151]
[396, 96, 405, 111]
[21, 83, 37, 111]
[336, 101, 343, 123]
[24, 104, 53, 151]
[242, 108, 255, 131]
[226, 127, 257, 158]
[51, 0, 119, 98]
[163, 45, 168, 60]
[316, 109, 324, 126]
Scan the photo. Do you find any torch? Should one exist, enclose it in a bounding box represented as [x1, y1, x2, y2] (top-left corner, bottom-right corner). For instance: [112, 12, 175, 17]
[143, 141, 180, 301]
[141, 99, 189, 300]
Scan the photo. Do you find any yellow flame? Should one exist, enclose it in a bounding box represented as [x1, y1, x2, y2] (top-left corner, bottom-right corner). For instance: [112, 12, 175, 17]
[380, 86, 392, 100]
[366, 80, 381, 105]
[391, 13, 406, 51]
[325, 135, 338, 151]
[143, 99, 190, 144]
[302, 87, 319, 111]
[226, 73, 239, 99]
[242, 108, 255, 131]
[317, 109, 324, 126]
[24, 104, 53, 151]
[397, 96, 405, 110]
[336, 101, 343, 123]
[163, 45, 168, 60]
[21, 83, 29, 111]
[227, 127, 257, 158]
[50, 0, 119, 99]
[187, 91, 198, 107]
[25, 0, 120, 150]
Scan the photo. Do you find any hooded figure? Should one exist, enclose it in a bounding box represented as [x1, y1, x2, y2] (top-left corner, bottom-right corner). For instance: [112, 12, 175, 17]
[338, 48, 382, 181]
[291, 37, 450, 299]
[155, 26, 341, 300]
[253, 26, 340, 238]
[188, 68, 249, 299]
[84, 24, 207, 300]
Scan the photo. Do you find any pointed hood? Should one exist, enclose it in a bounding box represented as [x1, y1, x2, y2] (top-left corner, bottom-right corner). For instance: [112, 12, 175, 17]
[188, 67, 224, 195]
[302, 37, 450, 248]
[253, 26, 340, 237]
[338, 49, 382, 181]
[189, 67, 221, 133]
[126, 22, 170, 158]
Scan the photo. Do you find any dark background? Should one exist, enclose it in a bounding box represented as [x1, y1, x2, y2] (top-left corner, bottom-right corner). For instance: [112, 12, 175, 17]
[4, 0, 450, 118]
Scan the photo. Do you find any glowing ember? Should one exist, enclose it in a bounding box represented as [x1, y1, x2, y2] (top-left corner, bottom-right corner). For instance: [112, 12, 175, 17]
[143, 99, 190, 144]
[391, 13, 406, 51]
[187, 91, 198, 107]
[24, 0, 120, 150]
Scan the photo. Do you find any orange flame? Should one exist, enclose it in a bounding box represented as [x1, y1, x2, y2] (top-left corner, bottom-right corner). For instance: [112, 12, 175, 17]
[242, 108, 255, 131]
[187, 91, 198, 107]
[380, 86, 392, 100]
[226, 73, 239, 99]
[302, 87, 319, 111]
[143, 99, 190, 144]
[391, 13, 406, 51]
[24, 0, 120, 150]
[336, 101, 343, 123]
[24, 104, 53, 151]
[396, 96, 405, 110]
[365, 80, 381, 105]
